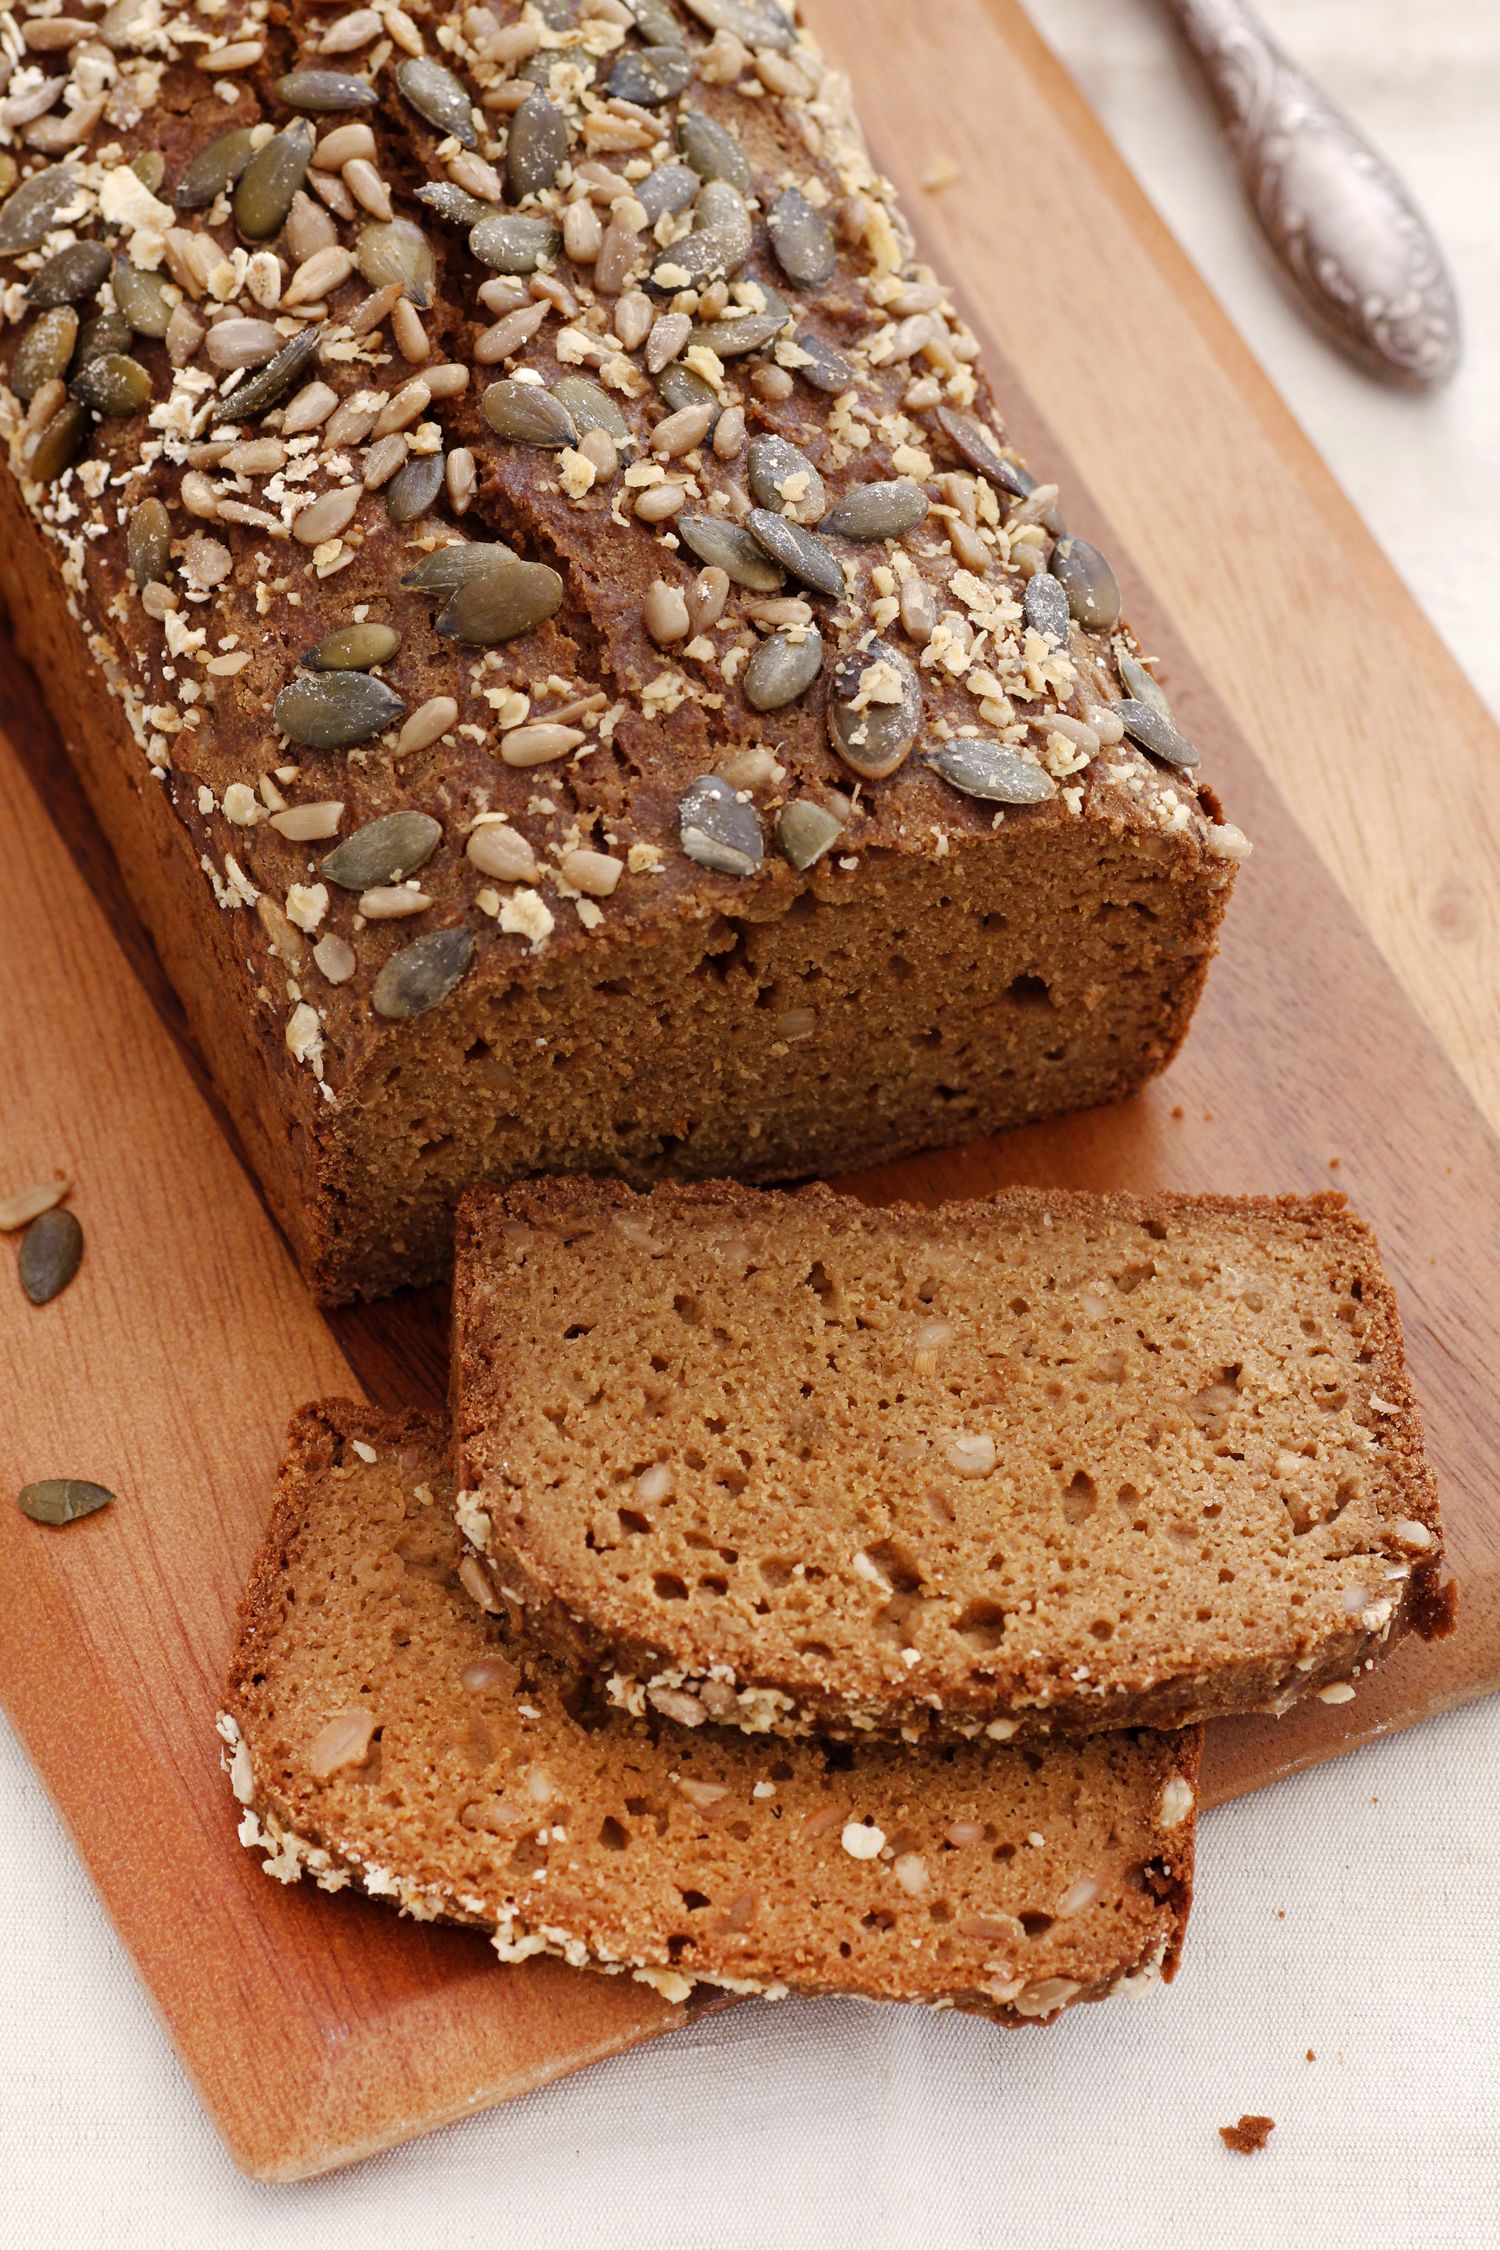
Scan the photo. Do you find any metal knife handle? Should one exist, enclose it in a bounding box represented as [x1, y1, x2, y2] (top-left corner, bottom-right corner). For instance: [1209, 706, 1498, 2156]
[1162, 0, 1461, 389]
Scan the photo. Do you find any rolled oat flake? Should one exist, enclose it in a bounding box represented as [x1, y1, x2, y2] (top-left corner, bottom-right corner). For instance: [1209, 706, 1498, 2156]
[679, 776, 764, 877]
[19, 1206, 83, 1305]
[17, 1478, 113, 1527]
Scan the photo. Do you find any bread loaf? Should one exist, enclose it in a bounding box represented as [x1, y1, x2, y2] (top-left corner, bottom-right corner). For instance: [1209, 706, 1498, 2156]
[222, 1401, 1199, 2022]
[0, 0, 1240, 1302]
[453, 1179, 1452, 1742]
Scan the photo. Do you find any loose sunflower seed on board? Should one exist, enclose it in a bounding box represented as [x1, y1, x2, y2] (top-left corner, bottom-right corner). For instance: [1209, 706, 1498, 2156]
[174, 126, 257, 211]
[743, 625, 823, 712]
[679, 775, 763, 877]
[304, 620, 399, 670]
[469, 211, 561, 275]
[827, 634, 922, 781]
[355, 218, 436, 307]
[274, 669, 406, 750]
[234, 119, 316, 241]
[777, 798, 843, 871]
[322, 810, 441, 890]
[434, 554, 564, 643]
[19, 1207, 83, 1305]
[372, 925, 474, 1019]
[17, 1479, 113, 1527]
[506, 91, 569, 201]
[820, 479, 928, 542]
[746, 508, 844, 599]
[0, 1179, 69, 1231]
[925, 740, 1057, 805]
[396, 56, 478, 148]
[1050, 535, 1121, 633]
[27, 239, 110, 307]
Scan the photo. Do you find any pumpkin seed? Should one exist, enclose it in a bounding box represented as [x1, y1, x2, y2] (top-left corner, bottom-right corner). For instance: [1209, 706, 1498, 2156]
[131, 150, 167, 194]
[788, 326, 855, 394]
[747, 507, 843, 598]
[925, 740, 1057, 805]
[469, 210, 560, 275]
[401, 541, 517, 594]
[679, 775, 763, 877]
[234, 119, 316, 241]
[680, 0, 794, 48]
[416, 180, 492, 229]
[820, 479, 929, 542]
[305, 620, 399, 670]
[71, 351, 151, 415]
[0, 165, 78, 257]
[372, 925, 474, 1018]
[679, 110, 750, 191]
[930, 403, 1033, 500]
[355, 218, 435, 307]
[505, 90, 569, 200]
[650, 180, 751, 292]
[552, 375, 630, 443]
[482, 377, 576, 448]
[1021, 572, 1070, 647]
[126, 496, 172, 587]
[690, 290, 790, 357]
[275, 669, 406, 749]
[677, 514, 785, 590]
[222, 322, 324, 419]
[26, 398, 87, 482]
[17, 1478, 113, 1527]
[386, 451, 444, 522]
[435, 554, 564, 643]
[744, 625, 823, 712]
[747, 432, 825, 522]
[111, 255, 174, 339]
[322, 809, 440, 890]
[767, 186, 836, 290]
[777, 798, 843, 871]
[1116, 649, 1172, 718]
[11, 306, 78, 402]
[1050, 535, 1120, 633]
[609, 44, 693, 105]
[19, 1207, 83, 1304]
[636, 161, 699, 225]
[396, 56, 477, 148]
[1116, 697, 1199, 770]
[629, 0, 680, 39]
[654, 361, 721, 420]
[73, 307, 131, 367]
[276, 69, 377, 111]
[827, 634, 922, 780]
[175, 125, 256, 210]
[27, 238, 110, 307]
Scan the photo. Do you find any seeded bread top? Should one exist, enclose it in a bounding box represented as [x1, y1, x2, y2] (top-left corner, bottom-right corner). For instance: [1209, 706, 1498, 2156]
[0, 0, 1243, 1094]
[223, 1401, 1197, 2019]
[453, 1179, 1449, 1740]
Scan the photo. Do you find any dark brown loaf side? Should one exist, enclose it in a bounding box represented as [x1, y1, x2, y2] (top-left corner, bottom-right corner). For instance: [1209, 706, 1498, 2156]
[222, 1401, 1199, 2023]
[453, 1179, 1452, 1743]
[0, 2, 1241, 1302]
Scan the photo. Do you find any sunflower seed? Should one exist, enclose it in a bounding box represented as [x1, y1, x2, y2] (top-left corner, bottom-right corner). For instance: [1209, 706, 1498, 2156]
[73, 306, 132, 367]
[629, 0, 680, 39]
[1020, 572, 1069, 648]
[636, 161, 699, 224]
[650, 180, 751, 292]
[396, 55, 477, 147]
[552, 374, 630, 443]
[19, 1206, 83, 1304]
[925, 740, 1057, 805]
[322, 809, 440, 889]
[747, 432, 825, 522]
[766, 186, 836, 290]
[609, 44, 693, 105]
[820, 479, 928, 542]
[435, 555, 564, 642]
[680, 0, 794, 48]
[744, 625, 823, 712]
[827, 634, 921, 780]
[1116, 650, 1172, 718]
[234, 119, 316, 241]
[777, 798, 843, 871]
[505, 90, 569, 199]
[127, 496, 172, 587]
[27, 238, 109, 307]
[1050, 535, 1120, 633]
[788, 326, 855, 394]
[110, 256, 174, 338]
[372, 924, 474, 1018]
[482, 377, 576, 447]
[355, 217, 435, 307]
[276, 69, 376, 111]
[0, 165, 78, 256]
[205, 316, 283, 370]
[469, 210, 560, 274]
[416, 179, 492, 228]
[930, 404, 1033, 500]
[174, 125, 256, 211]
[746, 507, 843, 598]
[25, 398, 87, 482]
[275, 669, 405, 749]
[1116, 698, 1199, 769]
[0, 1179, 69, 1231]
[679, 775, 763, 877]
[71, 351, 150, 415]
[400, 541, 516, 593]
[17, 1478, 113, 1527]
[221, 322, 324, 419]
[386, 450, 444, 522]
[678, 110, 750, 191]
[305, 620, 399, 670]
[677, 514, 785, 590]
[11, 307, 77, 401]
[690, 291, 790, 357]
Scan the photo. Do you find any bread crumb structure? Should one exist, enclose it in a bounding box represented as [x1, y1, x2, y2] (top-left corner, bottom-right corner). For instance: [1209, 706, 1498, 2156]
[223, 1402, 1198, 2023]
[454, 1180, 1450, 1743]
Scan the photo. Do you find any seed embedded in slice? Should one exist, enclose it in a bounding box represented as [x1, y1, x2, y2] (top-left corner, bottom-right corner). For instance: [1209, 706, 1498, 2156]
[416, 180, 492, 228]
[400, 541, 517, 594]
[73, 307, 132, 369]
[608, 44, 693, 106]
[111, 255, 174, 339]
[304, 620, 399, 671]
[551, 375, 630, 443]
[19, 1206, 83, 1305]
[820, 479, 929, 542]
[679, 775, 763, 877]
[469, 211, 561, 275]
[679, 110, 751, 191]
[747, 432, 825, 523]
[174, 125, 256, 210]
[788, 326, 855, 394]
[677, 514, 785, 591]
[17, 1478, 113, 1527]
[679, 0, 794, 49]
[70, 351, 151, 416]
[654, 361, 721, 423]
[386, 450, 444, 522]
[275, 669, 406, 750]
[744, 625, 823, 712]
[925, 740, 1058, 805]
[482, 378, 577, 448]
[636, 161, 699, 224]
[827, 633, 922, 781]
[276, 70, 377, 111]
[27, 238, 110, 306]
[126, 496, 172, 588]
[0, 165, 79, 257]
[1116, 698, 1200, 770]
[372, 924, 475, 1018]
[1116, 650, 1173, 718]
[929, 403, 1034, 499]
[689, 292, 790, 358]
[767, 187, 836, 289]
[505, 90, 569, 200]
[746, 507, 844, 598]
[1050, 535, 1121, 633]
[396, 55, 478, 148]
[11, 306, 78, 402]
[777, 798, 843, 871]
[355, 217, 436, 307]
[234, 118, 316, 241]
[322, 809, 441, 890]
[649, 180, 751, 293]
[26, 398, 87, 483]
[1022, 572, 1070, 647]
[220, 323, 325, 420]
[630, 0, 680, 39]
[435, 554, 564, 643]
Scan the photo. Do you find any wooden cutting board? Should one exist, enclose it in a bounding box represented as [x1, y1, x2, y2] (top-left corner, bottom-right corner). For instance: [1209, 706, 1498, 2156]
[3, 0, 1498, 2185]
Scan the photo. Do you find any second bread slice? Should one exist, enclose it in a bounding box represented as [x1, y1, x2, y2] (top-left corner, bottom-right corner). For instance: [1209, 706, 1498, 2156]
[453, 1180, 1451, 1743]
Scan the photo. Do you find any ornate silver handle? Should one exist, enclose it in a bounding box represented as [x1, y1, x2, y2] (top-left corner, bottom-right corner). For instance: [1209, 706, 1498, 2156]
[1161, 0, 1461, 389]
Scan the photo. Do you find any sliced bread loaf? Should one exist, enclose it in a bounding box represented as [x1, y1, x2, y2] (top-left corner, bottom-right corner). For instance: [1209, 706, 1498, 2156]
[453, 1180, 1451, 1744]
[222, 1404, 1197, 2025]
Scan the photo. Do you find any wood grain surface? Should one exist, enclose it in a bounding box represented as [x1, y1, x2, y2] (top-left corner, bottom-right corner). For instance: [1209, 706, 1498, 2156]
[2, 0, 1497, 2183]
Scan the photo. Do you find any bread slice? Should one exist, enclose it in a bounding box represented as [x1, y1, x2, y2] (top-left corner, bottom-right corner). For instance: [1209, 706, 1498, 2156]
[222, 1404, 1197, 2026]
[453, 1180, 1452, 1744]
